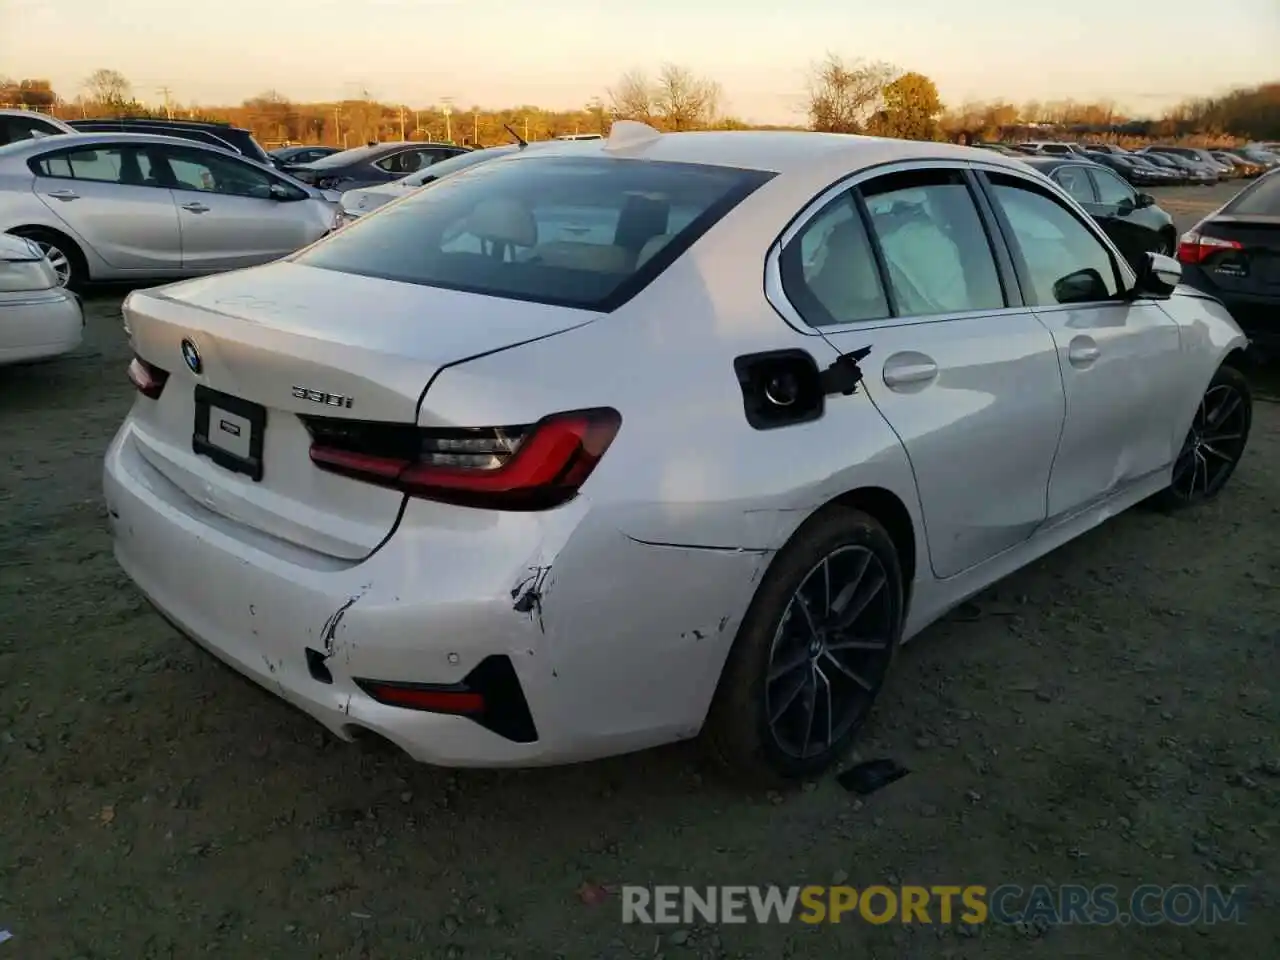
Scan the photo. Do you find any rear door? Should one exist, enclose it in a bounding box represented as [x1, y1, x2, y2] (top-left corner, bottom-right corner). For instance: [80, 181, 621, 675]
[979, 169, 1183, 520]
[796, 165, 1066, 580]
[29, 142, 182, 270]
[150, 143, 319, 270]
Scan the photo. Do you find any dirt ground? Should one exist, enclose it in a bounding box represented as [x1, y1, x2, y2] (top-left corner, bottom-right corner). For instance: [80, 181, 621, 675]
[1, 184, 1277, 959]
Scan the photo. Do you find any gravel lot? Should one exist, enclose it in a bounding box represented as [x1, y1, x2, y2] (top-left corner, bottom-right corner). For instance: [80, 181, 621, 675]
[1, 183, 1277, 958]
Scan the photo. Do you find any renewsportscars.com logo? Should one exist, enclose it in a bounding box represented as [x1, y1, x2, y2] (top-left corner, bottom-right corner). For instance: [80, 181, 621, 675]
[621, 884, 1248, 927]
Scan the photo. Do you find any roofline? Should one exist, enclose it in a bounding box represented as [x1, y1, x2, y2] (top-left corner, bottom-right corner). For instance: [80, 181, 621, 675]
[0, 130, 262, 163]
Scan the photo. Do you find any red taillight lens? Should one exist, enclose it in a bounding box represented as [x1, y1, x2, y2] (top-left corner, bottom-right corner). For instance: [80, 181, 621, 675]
[1177, 230, 1243, 265]
[127, 356, 169, 399]
[355, 680, 485, 714]
[307, 407, 622, 510]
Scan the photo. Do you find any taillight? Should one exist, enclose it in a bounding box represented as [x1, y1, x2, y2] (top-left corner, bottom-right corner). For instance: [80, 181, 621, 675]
[1176, 230, 1243, 265]
[305, 407, 622, 510]
[127, 355, 169, 399]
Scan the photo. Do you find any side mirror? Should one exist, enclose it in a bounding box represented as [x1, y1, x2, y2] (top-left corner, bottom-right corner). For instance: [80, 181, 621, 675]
[1052, 267, 1110, 304]
[1134, 192, 1155, 209]
[269, 183, 300, 202]
[1131, 252, 1181, 300]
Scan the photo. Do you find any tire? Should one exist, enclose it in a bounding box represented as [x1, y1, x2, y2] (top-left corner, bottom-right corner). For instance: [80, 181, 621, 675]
[705, 506, 904, 784]
[8, 227, 87, 291]
[1152, 363, 1252, 512]
[1158, 231, 1177, 257]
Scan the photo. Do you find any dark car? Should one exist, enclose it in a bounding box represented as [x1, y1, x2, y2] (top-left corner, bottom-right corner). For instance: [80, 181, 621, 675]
[1084, 149, 1174, 187]
[66, 118, 273, 166]
[286, 141, 469, 191]
[1177, 169, 1280, 354]
[1022, 157, 1177, 265]
[1211, 151, 1263, 179]
[1142, 147, 1229, 182]
[1138, 152, 1196, 185]
[269, 144, 342, 166]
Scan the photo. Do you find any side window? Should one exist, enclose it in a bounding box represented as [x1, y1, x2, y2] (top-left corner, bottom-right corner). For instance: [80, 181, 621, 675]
[987, 173, 1121, 306]
[1091, 167, 1136, 206]
[779, 192, 890, 327]
[860, 168, 1005, 316]
[1053, 166, 1097, 204]
[5, 115, 60, 143]
[161, 147, 275, 199]
[31, 145, 147, 184]
[377, 150, 426, 174]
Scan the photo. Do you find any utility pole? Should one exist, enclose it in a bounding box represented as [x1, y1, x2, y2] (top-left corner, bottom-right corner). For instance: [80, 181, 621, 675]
[441, 97, 453, 144]
[524, 115, 529, 141]
[399, 105, 406, 141]
[473, 109, 478, 145]
[158, 86, 173, 119]
[333, 105, 342, 147]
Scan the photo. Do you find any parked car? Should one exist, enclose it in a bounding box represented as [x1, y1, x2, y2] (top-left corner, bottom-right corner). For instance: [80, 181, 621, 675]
[554, 133, 604, 141]
[1142, 146, 1232, 181]
[103, 127, 1251, 781]
[1015, 141, 1089, 157]
[1140, 152, 1209, 184]
[0, 108, 74, 146]
[335, 144, 523, 227]
[1227, 146, 1280, 169]
[0, 232, 82, 364]
[1083, 150, 1176, 187]
[1022, 156, 1177, 262]
[1210, 151, 1263, 178]
[972, 142, 1025, 157]
[1178, 168, 1280, 355]
[0, 132, 339, 289]
[286, 142, 470, 191]
[270, 145, 342, 166]
[68, 118, 274, 167]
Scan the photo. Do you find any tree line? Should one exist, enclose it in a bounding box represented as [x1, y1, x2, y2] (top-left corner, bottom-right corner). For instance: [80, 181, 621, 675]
[3, 60, 1277, 149]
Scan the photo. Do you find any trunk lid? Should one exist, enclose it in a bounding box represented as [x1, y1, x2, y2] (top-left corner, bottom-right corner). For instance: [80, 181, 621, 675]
[1199, 215, 1280, 294]
[123, 261, 597, 559]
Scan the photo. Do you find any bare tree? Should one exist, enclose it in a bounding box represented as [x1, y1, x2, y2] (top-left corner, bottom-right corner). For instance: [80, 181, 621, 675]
[608, 70, 656, 124]
[806, 54, 898, 134]
[84, 68, 132, 106]
[653, 63, 721, 131]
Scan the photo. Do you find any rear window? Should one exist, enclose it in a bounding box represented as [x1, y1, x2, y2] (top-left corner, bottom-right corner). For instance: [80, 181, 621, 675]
[1226, 172, 1280, 216]
[402, 145, 517, 185]
[305, 145, 384, 169]
[296, 155, 773, 311]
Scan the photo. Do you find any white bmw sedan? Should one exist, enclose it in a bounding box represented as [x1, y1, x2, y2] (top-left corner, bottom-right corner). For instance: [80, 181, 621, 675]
[103, 124, 1251, 782]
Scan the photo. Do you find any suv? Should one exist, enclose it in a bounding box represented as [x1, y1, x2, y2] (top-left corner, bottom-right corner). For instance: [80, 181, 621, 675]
[0, 108, 75, 146]
[66, 118, 274, 166]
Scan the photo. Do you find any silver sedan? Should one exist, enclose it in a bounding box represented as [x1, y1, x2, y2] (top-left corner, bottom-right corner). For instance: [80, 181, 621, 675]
[0, 132, 339, 289]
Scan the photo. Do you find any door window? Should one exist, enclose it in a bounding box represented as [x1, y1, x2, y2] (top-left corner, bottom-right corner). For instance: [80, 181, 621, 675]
[987, 173, 1122, 305]
[29, 145, 160, 185]
[779, 192, 890, 327]
[2, 114, 64, 145]
[1091, 167, 1137, 206]
[1053, 166, 1097, 204]
[860, 168, 1006, 316]
[376, 149, 440, 175]
[158, 146, 277, 199]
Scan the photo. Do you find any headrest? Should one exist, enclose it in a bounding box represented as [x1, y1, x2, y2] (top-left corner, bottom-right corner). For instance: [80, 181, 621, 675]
[465, 198, 536, 248]
[636, 233, 675, 268]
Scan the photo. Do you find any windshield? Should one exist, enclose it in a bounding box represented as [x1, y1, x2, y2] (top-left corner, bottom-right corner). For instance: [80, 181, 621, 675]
[401, 146, 518, 186]
[1226, 172, 1280, 217]
[297, 155, 772, 311]
[304, 145, 387, 169]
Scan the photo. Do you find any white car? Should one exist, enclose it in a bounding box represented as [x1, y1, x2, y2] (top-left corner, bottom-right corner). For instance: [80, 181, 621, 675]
[0, 232, 82, 364]
[103, 123, 1251, 782]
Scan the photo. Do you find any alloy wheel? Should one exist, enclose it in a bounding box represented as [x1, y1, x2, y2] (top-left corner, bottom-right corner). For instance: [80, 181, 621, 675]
[33, 240, 72, 287]
[1171, 383, 1248, 501]
[764, 545, 894, 760]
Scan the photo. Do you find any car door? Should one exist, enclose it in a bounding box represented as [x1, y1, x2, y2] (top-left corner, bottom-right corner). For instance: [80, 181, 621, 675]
[28, 142, 183, 271]
[778, 165, 1066, 580]
[150, 144, 317, 270]
[978, 168, 1184, 522]
[1086, 165, 1163, 261]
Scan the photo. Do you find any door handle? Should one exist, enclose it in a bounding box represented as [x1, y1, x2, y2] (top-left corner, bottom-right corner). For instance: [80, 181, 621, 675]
[45, 189, 79, 201]
[1068, 336, 1100, 367]
[882, 352, 938, 390]
[181, 202, 210, 214]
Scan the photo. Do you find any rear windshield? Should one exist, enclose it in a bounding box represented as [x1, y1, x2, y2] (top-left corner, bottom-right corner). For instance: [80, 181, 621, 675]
[402, 145, 517, 185]
[296, 155, 773, 311]
[1226, 172, 1280, 216]
[306, 145, 387, 169]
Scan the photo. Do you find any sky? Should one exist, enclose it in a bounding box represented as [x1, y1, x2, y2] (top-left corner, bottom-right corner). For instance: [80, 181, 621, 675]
[2, 0, 1277, 123]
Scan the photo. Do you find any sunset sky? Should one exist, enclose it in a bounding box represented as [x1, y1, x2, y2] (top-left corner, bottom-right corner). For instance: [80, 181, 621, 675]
[3, 0, 1277, 121]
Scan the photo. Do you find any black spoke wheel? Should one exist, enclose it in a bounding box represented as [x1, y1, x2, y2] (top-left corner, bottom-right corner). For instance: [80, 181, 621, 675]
[706, 506, 903, 783]
[1156, 364, 1251, 510]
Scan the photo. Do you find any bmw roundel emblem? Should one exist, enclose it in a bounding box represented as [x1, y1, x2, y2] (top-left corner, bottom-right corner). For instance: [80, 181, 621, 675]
[180, 339, 202, 375]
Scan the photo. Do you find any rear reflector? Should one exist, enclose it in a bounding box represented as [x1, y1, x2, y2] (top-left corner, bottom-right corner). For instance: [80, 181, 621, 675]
[1177, 230, 1243, 265]
[356, 680, 485, 714]
[127, 356, 170, 399]
[306, 407, 621, 510]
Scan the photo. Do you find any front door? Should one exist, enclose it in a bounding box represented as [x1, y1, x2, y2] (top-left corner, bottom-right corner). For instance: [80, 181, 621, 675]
[29, 142, 182, 271]
[782, 166, 1066, 580]
[980, 170, 1184, 521]
[149, 144, 315, 270]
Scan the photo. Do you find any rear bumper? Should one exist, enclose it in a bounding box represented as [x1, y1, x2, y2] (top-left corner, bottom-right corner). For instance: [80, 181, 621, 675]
[0, 289, 82, 364]
[103, 417, 762, 767]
